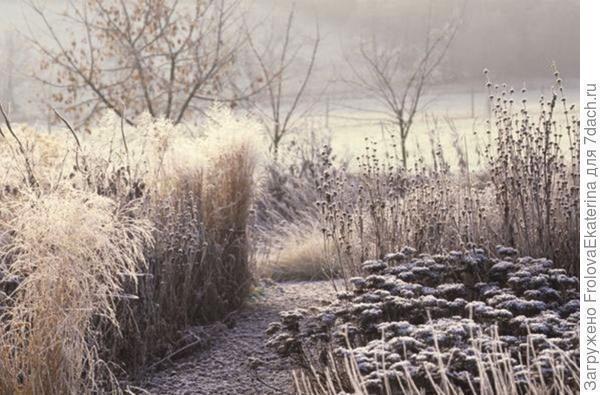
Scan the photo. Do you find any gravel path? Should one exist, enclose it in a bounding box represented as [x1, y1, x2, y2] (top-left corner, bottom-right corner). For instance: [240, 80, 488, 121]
[140, 281, 336, 395]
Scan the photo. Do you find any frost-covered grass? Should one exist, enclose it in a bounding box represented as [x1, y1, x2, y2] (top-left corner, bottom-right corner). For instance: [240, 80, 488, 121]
[0, 106, 258, 392]
[258, 225, 332, 281]
[0, 189, 152, 394]
[0, 71, 580, 393]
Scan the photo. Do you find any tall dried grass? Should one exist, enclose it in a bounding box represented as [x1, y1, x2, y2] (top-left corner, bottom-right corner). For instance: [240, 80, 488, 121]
[252, 136, 337, 281]
[0, 105, 259, 389]
[258, 225, 331, 281]
[0, 189, 152, 394]
[98, 108, 259, 371]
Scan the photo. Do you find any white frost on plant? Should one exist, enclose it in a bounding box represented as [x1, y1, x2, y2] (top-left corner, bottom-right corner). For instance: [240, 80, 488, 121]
[198, 104, 263, 159]
[80, 106, 262, 178]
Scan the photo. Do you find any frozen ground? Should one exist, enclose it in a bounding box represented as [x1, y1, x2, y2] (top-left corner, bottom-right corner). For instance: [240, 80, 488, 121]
[140, 281, 336, 395]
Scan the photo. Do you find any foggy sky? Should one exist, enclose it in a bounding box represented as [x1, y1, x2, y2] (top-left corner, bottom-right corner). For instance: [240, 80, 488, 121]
[0, 0, 580, 122]
[0, 0, 579, 81]
[256, 0, 580, 82]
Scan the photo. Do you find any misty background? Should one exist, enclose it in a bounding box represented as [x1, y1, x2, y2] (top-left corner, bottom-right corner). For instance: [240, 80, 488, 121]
[0, 0, 580, 158]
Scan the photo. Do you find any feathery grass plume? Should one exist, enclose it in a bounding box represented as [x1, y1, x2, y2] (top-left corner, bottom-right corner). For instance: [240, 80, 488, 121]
[199, 104, 263, 161]
[0, 122, 65, 192]
[0, 188, 153, 395]
[0, 104, 260, 385]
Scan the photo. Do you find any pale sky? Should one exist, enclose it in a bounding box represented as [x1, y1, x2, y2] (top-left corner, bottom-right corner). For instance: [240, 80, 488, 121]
[0, 0, 580, 83]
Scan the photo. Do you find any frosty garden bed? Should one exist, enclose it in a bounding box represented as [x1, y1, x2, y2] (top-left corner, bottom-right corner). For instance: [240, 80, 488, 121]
[266, 247, 579, 394]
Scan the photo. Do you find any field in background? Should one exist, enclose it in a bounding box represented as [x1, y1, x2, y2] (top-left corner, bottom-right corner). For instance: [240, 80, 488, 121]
[302, 81, 580, 167]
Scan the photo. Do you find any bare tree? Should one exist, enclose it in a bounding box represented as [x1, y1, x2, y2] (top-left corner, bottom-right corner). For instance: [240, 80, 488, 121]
[27, 0, 259, 126]
[346, 22, 458, 168]
[246, 9, 320, 157]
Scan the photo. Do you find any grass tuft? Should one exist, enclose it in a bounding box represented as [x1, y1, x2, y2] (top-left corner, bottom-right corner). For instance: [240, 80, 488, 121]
[0, 188, 152, 394]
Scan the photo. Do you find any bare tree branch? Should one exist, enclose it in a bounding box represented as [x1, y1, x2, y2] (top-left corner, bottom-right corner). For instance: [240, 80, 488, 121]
[246, 8, 321, 156]
[345, 17, 459, 168]
[27, 0, 253, 126]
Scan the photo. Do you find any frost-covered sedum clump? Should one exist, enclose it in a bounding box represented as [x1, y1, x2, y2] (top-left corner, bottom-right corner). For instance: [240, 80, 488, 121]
[267, 247, 579, 394]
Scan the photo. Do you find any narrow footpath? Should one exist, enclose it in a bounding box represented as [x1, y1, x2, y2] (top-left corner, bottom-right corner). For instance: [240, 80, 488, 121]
[141, 281, 335, 395]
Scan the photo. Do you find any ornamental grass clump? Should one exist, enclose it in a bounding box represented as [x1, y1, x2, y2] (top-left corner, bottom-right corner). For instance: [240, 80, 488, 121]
[0, 188, 152, 395]
[252, 130, 333, 281]
[89, 107, 259, 372]
[0, 105, 259, 387]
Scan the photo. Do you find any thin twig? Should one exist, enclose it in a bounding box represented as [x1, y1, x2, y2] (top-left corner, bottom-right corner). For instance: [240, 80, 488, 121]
[249, 367, 294, 395]
[120, 104, 132, 183]
[53, 108, 82, 149]
[0, 103, 37, 186]
[147, 336, 205, 370]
